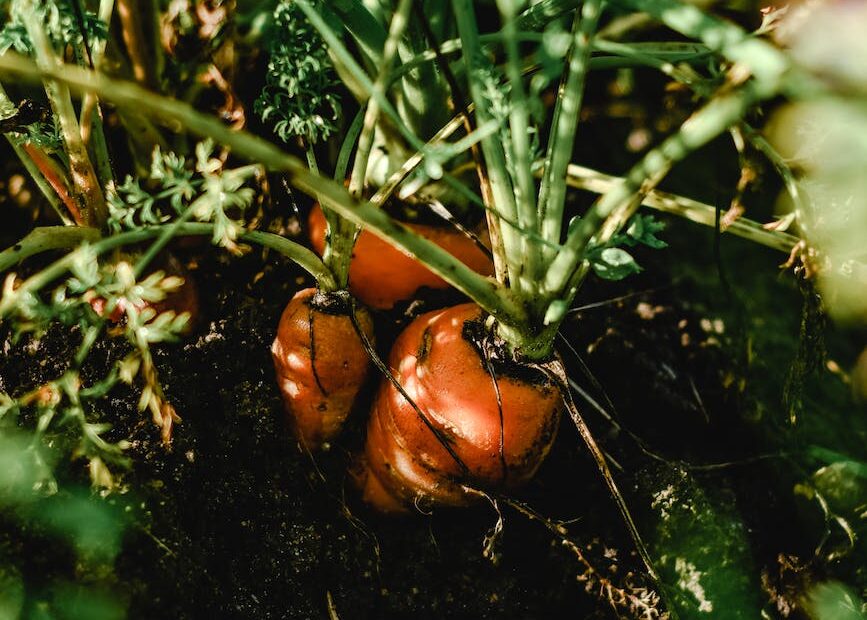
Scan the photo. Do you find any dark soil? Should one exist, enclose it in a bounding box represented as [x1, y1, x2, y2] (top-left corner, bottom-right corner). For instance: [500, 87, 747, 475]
[1, 229, 814, 619]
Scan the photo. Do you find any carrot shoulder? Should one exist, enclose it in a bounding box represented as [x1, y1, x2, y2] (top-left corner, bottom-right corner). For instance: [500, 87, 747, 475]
[308, 205, 493, 309]
[271, 287, 374, 450]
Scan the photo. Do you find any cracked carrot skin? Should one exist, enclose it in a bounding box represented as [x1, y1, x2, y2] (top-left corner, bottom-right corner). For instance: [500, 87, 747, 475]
[357, 303, 562, 513]
[308, 204, 493, 310]
[271, 287, 374, 450]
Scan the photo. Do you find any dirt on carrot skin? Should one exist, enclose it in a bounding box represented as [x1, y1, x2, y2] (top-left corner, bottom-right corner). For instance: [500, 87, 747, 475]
[0, 236, 822, 619]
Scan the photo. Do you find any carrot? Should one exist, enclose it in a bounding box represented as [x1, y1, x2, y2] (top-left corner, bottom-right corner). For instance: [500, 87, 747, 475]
[271, 287, 374, 450]
[356, 303, 561, 512]
[308, 204, 493, 309]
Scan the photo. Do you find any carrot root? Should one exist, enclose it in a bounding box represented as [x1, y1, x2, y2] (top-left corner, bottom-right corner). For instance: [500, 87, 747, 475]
[271, 287, 374, 450]
[357, 303, 561, 512]
[308, 204, 493, 310]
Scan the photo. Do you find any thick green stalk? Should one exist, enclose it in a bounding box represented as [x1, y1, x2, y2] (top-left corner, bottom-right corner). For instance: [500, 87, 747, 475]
[77, 0, 116, 191]
[116, 0, 157, 89]
[334, 108, 365, 183]
[327, 0, 387, 67]
[323, 0, 412, 290]
[516, 0, 581, 31]
[452, 0, 524, 293]
[348, 0, 412, 197]
[397, 2, 453, 143]
[392, 35, 712, 87]
[314, 109, 364, 291]
[0, 224, 334, 290]
[497, 0, 541, 289]
[0, 227, 100, 272]
[543, 84, 763, 302]
[0, 55, 521, 326]
[23, 5, 106, 229]
[369, 112, 466, 204]
[302, 143, 343, 290]
[538, 0, 601, 259]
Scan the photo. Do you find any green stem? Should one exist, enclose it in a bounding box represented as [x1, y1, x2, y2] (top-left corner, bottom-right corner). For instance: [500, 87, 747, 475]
[132, 205, 198, 279]
[516, 0, 581, 31]
[77, 0, 116, 191]
[538, 0, 601, 261]
[392, 34, 711, 87]
[498, 0, 541, 291]
[116, 0, 157, 89]
[334, 109, 365, 183]
[325, 0, 413, 289]
[561, 163, 799, 253]
[295, 0, 431, 159]
[369, 112, 465, 205]
[543, 84, 763, 304]
[0, 81, 71, 224]
[327, 0, 387, 67]
[398, 2, 453, 143]
[0, 223, 335, 295]
[609, 0, 789, 95]
[23, 4, 106, 229]
[0, 227, 101, 272]
[452, 0, 523, 292]
[348, 0, 411, 199]
[303, 143, 343, 290]
[738, 123, 810, 234]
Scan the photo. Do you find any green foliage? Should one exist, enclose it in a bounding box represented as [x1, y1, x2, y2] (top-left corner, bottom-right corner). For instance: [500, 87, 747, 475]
[0, 434, 128, 619]
[108, 141, 259, 253]
[806, 582, 866, 620]
[254, 0, 342, 145]
[0, 564, 24, 619]
[585, 214, 667, 281]
[641, 465, 763, 619]
[0, 248, 191, 472]
[0, 20, 27, 54]
[14, 120, 63, 152]
[0, 0, 107, 55]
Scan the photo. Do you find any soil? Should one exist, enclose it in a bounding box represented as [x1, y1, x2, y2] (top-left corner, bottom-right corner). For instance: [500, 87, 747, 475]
[0, 226, 821, 620]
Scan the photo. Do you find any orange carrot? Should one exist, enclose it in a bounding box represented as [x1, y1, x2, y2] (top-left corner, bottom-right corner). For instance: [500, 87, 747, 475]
[308, 204, 493, 309]
[356, 303, 561, 512]
[271, 287, 374, 450]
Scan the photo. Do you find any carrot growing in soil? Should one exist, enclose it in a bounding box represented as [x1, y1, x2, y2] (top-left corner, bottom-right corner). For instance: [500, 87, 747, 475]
[261, 0, 384, 450]
[307, 204, 492, 309]
[358, 303, 562, 512]
[3, 0, 803, 601]
[272, 288, 374, 449]
[293, 4, 795, 595]
[289, 0, 495, 309]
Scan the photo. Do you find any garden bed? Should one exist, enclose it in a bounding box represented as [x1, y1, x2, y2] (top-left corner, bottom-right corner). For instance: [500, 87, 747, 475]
[3, 210, 850, 619]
